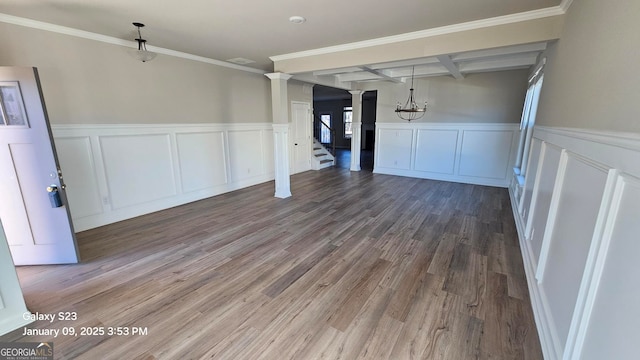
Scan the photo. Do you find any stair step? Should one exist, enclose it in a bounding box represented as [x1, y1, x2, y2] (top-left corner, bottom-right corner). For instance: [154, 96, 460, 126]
[315, 153, 327, 157]
[320, 159, 333, 164]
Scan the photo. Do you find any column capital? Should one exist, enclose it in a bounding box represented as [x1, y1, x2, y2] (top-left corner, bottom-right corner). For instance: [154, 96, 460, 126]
[349, 90, 364, 96]
[265, 72, 293, 81]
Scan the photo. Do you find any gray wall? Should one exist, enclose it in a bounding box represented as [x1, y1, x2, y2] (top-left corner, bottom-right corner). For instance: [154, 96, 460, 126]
[368, 69, 529, 124]
[0, 22, 271, 125]
[536, 0, 640, 132]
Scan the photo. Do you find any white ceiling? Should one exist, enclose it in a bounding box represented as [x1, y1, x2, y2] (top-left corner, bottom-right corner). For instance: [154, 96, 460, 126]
[0, 0, 562, 77]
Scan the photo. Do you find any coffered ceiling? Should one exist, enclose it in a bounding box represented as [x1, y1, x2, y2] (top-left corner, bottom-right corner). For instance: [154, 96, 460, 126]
[304, 42, 548, 86]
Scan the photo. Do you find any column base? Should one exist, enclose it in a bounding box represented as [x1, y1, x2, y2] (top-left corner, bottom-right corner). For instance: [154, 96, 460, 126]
[274, 190, 292, 199]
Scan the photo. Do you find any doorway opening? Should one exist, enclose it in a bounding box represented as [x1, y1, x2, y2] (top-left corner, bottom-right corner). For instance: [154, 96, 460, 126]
[312, 85, 377, 171]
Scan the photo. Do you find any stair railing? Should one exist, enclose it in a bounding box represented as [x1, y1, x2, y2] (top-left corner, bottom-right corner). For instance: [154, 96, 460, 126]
[314, 114, 336, 156]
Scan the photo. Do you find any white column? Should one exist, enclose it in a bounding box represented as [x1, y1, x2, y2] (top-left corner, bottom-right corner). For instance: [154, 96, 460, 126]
[349, 90, 364, 172]
[265, 72, 293, 198]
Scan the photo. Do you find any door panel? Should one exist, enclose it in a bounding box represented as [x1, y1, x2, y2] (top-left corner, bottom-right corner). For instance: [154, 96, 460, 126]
[0, 66, 79, 265]
[291, 102, 311, 174]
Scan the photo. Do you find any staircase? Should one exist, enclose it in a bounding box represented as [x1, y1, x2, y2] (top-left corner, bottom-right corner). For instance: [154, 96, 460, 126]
[312, 139, 335, 170]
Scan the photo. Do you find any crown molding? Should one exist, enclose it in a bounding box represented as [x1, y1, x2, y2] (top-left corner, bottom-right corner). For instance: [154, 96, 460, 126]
[270, 5, 566, 62]
[559, 0, 575, 12]
[0, 12, 266, 75]
[265, 72, 293, 80]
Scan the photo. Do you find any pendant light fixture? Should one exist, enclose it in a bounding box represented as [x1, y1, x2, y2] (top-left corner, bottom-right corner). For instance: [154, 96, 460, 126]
[130, 22, 157, 62]
[395, 66, 427, 121]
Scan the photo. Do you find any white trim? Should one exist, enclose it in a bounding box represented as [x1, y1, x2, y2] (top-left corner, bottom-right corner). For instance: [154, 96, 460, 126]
[535, 125, 640, 152]
[0, 13, 266, 75]
[270, 6, 565, 61]
[374, 122, 519, 188]
[509, 185, 558, 359]
[52, 123, 272, 133]
[265, 72, 293, 80]
[563, 169, 620, 359]
[509, 125, 640, 360]
[52, 123, 275, 231]
[560, 0, 575, 12]
[522, 141, 548, 238]
[534, 149, 568, 283]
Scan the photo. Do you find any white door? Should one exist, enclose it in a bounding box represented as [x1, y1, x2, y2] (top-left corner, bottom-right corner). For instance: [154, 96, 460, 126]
[291, 101, 311, 174]
[0, 67, 79, 265]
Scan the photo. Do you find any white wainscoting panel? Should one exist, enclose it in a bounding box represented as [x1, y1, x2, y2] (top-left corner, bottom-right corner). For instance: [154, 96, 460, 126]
[262, 130, 275, 175]
[458, 130, 513, 179]
[176, 131, 227, 193]
[518, 137, 543, 220]
[53, 136, 103, 219]
[375, 123, 518, 187]
[536, 153, 608, 353]
[52, 123, 275, 232]
[572, 174, 640, 359]
[508, 126, 640, 359]
[376, 128, 413, 170]
[414, 129, 458, 174]
[100, 134, 177, 210]
[228, 130, 264, 183]
[526, 142, 563, 265]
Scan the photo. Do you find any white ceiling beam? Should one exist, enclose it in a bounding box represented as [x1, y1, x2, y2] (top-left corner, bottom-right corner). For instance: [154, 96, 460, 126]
[312, 67, 363, 76]
[336, 71, 384, 82]
[368, 57, 440, 71]
[458, 53, 538, 72]
[389, 64, 447, 78]
[359, 66, 402, 83]
[436, 55, 464, 80]
[291, 73, 352, 91]
[451, 42, 547, 62]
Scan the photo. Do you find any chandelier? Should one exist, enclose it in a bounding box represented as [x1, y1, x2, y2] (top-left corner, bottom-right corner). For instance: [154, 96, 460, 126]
[131, 22, 157, 62]
[395, 66, 427, 121]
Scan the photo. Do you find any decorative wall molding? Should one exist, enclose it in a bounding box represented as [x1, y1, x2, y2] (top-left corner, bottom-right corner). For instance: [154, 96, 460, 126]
[52, 123, 275, 232]
[374, 122, 519, 187]
[509, 125, 640, 359]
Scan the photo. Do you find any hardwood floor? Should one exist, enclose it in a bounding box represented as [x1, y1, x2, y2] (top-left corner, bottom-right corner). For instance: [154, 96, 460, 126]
[1, 167, 542, 359]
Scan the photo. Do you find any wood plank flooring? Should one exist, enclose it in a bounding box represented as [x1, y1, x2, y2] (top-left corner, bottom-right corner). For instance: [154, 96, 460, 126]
[1, 167, 542, 359]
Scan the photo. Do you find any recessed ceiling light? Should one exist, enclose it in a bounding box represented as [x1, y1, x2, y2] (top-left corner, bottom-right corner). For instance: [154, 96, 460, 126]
[289, 16, 306, 24]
